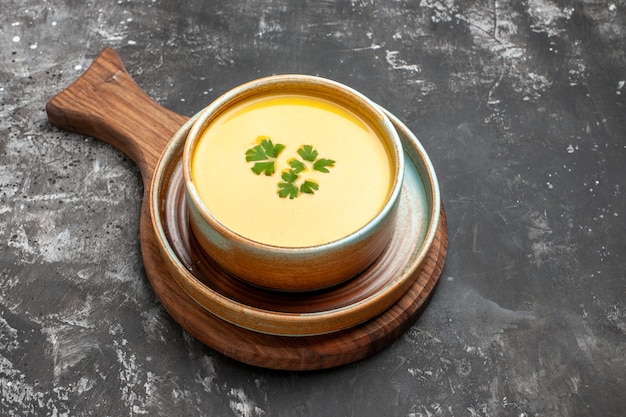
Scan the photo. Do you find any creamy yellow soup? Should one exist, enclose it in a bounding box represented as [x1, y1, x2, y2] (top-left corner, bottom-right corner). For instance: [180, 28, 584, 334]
[191, 94, 394, 247]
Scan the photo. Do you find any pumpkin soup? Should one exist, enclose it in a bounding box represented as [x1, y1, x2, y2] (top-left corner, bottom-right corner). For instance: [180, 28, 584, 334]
[191, 94, 394, 247]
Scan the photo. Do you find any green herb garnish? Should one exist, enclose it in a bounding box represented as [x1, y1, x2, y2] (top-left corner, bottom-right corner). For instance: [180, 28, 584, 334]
[278, 182, 299, 199]
[313, 158, 335, 173]
[249, 161, 274, 175]
[245, 139, 335, 199]
[300, 180, 319, 194]
[297, 145, 319, 162]
[288, 159, 306, 173]
[281, 169, 299, 183]
[245, 137, 285, 176]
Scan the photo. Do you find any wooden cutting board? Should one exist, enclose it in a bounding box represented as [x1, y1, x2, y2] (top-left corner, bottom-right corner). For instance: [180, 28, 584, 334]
[46, 48, 447, 370]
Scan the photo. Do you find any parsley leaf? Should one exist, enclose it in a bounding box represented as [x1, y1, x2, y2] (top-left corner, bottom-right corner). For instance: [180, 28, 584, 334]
[246, 138, 286, 176]
[289, 159, 306, 174]
[251, 161, 276, 176]
[300, 180, 319, 194]
[246, 140, 336, 199]
[313, 158, 335, 173]
[281, 169, 299, 183]
[245, 145, 268, 162]
[278, 182, 299, 199]
[297, 145, 318, 162]
[261, 138, 285, 158]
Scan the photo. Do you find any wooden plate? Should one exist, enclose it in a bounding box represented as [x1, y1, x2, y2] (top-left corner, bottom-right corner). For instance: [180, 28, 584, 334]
[151, 111, 441, 336]
[46, 47, 448, 370]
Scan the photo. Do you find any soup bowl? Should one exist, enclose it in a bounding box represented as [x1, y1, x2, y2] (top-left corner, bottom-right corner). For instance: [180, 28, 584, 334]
[183, 75, 404, 292]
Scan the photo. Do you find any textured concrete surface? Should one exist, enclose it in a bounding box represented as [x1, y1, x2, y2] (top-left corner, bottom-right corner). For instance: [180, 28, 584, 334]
[1, 0, 625, 416]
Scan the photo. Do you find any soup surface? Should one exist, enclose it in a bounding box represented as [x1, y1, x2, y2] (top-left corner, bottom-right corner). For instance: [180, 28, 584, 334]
[191, 93, 394, 247]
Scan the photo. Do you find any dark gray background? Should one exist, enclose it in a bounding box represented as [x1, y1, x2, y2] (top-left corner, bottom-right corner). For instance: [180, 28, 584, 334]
[1, 1, 624, 416]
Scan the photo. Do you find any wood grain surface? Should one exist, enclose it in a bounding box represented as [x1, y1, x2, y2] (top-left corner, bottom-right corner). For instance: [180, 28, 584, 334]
[45, 47, 447, 370]
[45, 48, 188, 185]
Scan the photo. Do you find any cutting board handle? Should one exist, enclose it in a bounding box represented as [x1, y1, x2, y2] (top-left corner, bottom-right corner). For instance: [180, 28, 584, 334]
[46, 48, 188, 184]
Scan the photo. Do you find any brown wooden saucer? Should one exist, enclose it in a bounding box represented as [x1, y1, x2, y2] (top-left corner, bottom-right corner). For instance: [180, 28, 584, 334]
[151, 111, 444, 337]
[46, 47, 448, 370]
